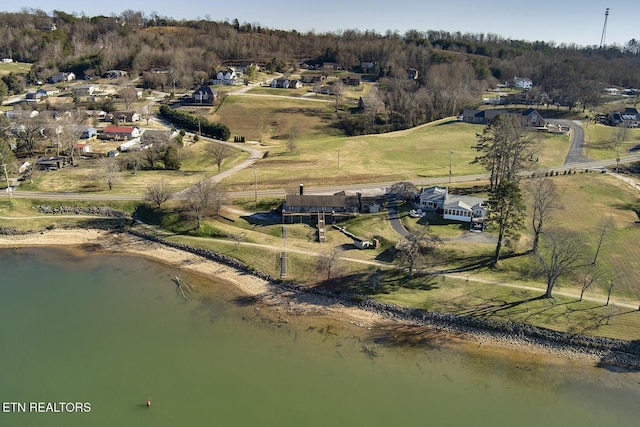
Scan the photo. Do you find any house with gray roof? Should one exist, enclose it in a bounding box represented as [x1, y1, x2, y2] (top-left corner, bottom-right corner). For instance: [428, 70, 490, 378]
[419, 186, 487, 225]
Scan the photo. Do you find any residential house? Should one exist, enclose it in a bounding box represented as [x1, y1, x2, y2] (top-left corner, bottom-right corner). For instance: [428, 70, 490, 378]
[36, 87, 60, 97]
[271, 79, 302, 89]
[300, 74, 325, 84]
[512, 76, 533, 89]
[360, 62, 376, 71]
[211, 68, 242, 85]
[608, 108, 640, 127]
[35, 156, 67, 170]
[49, 72, 76, 84]
[603, 87, 620, 95]
[320, 62, 342, 70]
[342, 75, 361, 86]
[150, 67, 169, 74]
[521, 108, 546, 128]
[103, 70, 128, 79]
[1, 58, 13, 63]
[73, 143, 93, 154]
[419, 186, 488, 225]
[100, 126, 140, 140]
[461, 109, 506, 124]
[282, 187, 360, 224]
[78, 126, 98, 139]
[72, 84, 99, 96]
[25, 92, 43, 103]
[191, 85, 217, 104]
[106, 111, 141, 123]
[6, 110, 39, 119]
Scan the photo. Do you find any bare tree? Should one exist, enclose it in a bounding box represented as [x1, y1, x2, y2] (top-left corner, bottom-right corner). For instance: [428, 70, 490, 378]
[525, 174, 560, 253]
[205, 142, 233, 171]
[182, 178, 226, 229]
[12, 116, 45, 157]
[333, 79, 345, 112]
[52, 119, 82, 165]
[317, 249, 341, 281]
[390, 181, 419, 201]
[574, 268, 601, 301]
[144, 179, 171, 209]
[119, 87, 138, 111]
[395, 228, 441, 278]
[140, 104, 153, 126]
[592, 216, 615, 265]
[533, 228, 587, 298]
[96, 156, 121, 190]
[605, 273, 617, 306]
[287, 124, 299, 152]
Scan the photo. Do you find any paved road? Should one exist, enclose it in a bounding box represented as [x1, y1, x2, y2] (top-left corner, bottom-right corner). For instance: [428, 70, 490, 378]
[546, 119, 592, 164]
[385, 194, 410, 237]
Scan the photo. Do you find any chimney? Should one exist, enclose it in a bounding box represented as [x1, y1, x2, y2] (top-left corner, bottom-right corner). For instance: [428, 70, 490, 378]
[299, 184, 304, 195]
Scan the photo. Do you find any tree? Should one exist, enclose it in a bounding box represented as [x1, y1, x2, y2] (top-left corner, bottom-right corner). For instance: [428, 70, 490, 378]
[390, 181, 419, 201]
[525, 174, 560, 253]
[474, 114, 537, 190]
[592, 216, 615, 265]
[119, 87, 138, 111]
[51, 119, 82, 165]
[162, 144, 181, 170]
[13, 116, 45, 157]
[487, 179, 525, 266]
[182, 178, 226, 229]
[395, 228, 441, 278]
[333, 79, 345, 112]
[97, 156, 121, 190]
[317, 249, 341, 281]
[533, 228, 586, 298]
[205, 142, 233, 171]
[287, 125, 299, 152]
[140, 104, 153, 125]
[574, 268, 601, 301]
[144, 179, 171, 209]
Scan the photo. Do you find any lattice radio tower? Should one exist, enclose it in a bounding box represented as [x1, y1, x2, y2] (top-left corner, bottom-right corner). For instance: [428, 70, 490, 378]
[600, 8, 610, 48]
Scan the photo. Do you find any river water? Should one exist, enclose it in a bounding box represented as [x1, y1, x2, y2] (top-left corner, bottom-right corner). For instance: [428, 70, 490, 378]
[0, 247, 638, 426]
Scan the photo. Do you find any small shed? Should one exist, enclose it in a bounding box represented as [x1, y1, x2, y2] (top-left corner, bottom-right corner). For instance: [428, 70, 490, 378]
[353, 237, 372, 250]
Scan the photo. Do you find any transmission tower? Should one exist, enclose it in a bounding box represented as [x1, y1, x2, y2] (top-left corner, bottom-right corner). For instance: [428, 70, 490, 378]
[600, 8, 610, 48]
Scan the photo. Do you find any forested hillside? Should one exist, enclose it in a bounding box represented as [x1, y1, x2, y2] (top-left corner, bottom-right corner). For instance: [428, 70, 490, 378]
[0, 9, 639, 133]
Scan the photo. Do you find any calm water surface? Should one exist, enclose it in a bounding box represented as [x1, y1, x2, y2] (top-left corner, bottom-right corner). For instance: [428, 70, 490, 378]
[0, 247, 638, 426]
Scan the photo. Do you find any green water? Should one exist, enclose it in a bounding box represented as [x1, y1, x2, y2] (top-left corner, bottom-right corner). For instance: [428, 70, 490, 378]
[0, 247, 639, 426]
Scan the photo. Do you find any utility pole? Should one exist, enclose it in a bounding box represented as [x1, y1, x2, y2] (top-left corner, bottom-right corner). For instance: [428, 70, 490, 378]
[253, 164, 257, 202]
[600, 8, 610, 48]
[337, 149, 340, 169]
[449, 151, 453, 183]
[1, 164, 11, 201]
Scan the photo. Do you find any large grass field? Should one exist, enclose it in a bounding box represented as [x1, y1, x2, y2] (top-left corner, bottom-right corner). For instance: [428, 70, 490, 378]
[0, 61, 32, 76]
[583, 122, 640, 160]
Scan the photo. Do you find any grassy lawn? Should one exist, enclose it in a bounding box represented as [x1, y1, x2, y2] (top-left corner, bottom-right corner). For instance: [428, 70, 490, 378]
[583, 122, 640, 160]
[0, 61, 32, 76]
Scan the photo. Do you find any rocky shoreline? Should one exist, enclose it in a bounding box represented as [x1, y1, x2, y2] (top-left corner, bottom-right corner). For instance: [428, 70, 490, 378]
[127, 228, 640, 370]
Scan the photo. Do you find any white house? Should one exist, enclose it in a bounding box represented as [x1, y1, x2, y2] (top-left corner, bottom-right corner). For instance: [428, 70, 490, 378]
[513, 76, 533, 89]
[419, 186, 487, 225]
[50, 72, 76, 84]
[211, 68, 242, 85]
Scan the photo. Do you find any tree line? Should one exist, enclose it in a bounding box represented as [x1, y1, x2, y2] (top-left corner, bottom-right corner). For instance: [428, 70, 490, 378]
[0, 9, 638, 134]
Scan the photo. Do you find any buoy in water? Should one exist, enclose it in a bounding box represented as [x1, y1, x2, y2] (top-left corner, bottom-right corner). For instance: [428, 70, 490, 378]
[146, 397, 151, 407]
